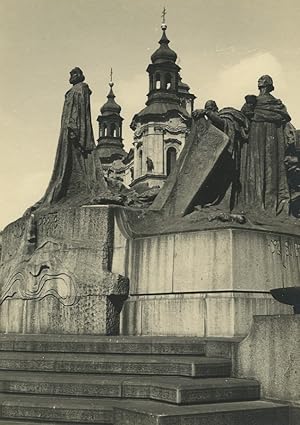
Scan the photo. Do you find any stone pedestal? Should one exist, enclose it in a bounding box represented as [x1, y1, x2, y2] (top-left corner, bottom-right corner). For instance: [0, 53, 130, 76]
[113, 225, 295, 337]
[0, 206, 128, 335]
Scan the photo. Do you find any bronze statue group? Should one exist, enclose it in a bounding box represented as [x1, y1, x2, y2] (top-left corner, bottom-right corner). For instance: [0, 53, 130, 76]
[192, 74, 299, 219]
[26, 68, 300, 221]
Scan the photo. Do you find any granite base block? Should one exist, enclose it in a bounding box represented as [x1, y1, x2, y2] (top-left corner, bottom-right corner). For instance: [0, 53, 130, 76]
[115, 226, 296, 337]
[115, 228, 300, 294]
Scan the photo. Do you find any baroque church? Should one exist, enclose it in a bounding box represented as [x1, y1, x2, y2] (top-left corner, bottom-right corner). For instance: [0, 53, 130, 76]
[95, 17, 195, 190]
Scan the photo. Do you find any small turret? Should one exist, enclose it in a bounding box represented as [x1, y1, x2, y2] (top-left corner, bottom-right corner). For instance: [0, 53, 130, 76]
[96, 69, 126, 166]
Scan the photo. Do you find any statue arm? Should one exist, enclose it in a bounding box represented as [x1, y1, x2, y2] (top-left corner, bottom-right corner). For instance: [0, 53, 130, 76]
[192, 109, 225, 131]
[205, 110, 225, 131]
[192, 109, 206, 120]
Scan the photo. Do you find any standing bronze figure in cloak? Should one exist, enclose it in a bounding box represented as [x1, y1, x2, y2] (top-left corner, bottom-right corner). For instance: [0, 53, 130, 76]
[28, 67, 116, 213]
[239, 75, 291, 216]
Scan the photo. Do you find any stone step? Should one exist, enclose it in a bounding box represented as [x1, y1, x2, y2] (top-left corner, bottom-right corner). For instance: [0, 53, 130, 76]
[0, 394, 118, 424]
[114, 400, 289, 425]
[0, 395, 288, 425]
[0, 422, 74, 425]
[0, 334, 206, 355]
[0, 371, 260, 405]
[0, 352, 231, 377]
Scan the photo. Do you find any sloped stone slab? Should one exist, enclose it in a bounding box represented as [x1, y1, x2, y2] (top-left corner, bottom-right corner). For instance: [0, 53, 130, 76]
[150, 118, 229, 216]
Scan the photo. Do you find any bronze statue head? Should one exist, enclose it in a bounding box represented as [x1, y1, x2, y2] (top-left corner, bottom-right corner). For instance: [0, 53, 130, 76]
[69, 67, 85, 85]
[258, 75, 274, 92]
[204, 100, 218, 112]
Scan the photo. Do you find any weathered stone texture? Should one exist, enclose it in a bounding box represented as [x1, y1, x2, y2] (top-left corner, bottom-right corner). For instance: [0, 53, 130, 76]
[118, 228, 294, 337]
[0, 206, 128, 334]
[234, 315, 300, 403]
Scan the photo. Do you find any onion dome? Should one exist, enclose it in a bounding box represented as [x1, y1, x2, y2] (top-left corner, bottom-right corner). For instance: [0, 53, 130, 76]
[100, 81, 121, 116]
[151, 28, 177, 64]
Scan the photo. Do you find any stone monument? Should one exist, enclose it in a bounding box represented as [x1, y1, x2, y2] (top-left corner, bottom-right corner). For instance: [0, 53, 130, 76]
[0, 68, 129, 335]
[0, 71, 299, 339]
[113, 75, 300, 338]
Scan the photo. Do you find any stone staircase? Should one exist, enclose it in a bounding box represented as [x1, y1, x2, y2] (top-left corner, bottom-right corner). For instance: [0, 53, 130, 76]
[0, 334, 289, 424]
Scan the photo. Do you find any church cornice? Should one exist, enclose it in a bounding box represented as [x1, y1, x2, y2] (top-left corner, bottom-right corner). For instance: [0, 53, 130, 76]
[97, 114, 124, 122]
[97, 138, 124, 146]
[164, 137, 182, 146]
[164, 123, 188, 134]
[133, 120, 189, 139]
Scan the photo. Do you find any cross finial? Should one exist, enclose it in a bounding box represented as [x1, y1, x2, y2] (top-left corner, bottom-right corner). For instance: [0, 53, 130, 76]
[162, 7, 166, 23]
[109, 68, 114, 87]
[161, 6, 167, 30]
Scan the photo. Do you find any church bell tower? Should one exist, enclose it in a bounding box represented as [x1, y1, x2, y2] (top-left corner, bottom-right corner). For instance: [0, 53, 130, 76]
[130, 9, 195, 190]
[96, 70, 126, 172]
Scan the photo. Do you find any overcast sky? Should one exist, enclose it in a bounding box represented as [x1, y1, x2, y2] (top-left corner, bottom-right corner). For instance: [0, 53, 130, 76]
[1, 0, 300, 229]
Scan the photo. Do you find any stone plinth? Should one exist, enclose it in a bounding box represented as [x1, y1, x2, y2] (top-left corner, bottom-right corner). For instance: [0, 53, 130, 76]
[234, 315, 300, 403]
[0, 206, 128, 335]
[113, 225, 295, 337]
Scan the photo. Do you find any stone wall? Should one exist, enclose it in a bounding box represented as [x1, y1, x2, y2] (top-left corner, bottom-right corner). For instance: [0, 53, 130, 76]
[234, 315, 300, 404]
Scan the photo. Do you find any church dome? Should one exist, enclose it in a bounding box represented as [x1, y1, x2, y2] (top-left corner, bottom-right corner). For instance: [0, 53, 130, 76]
[151, 29, 177, 64]
[100, 84, 121, 115]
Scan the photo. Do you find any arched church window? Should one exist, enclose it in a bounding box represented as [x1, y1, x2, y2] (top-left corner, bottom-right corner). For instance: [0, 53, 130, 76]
[110, 123, 117, 137]
[165, 73, 172, 90]
[139, 149, 143, 174]
[155, 73, 161, 89]
[150, 76, 155, 91]
[166, 147, 177, 175]
[103, 124, 108, 137]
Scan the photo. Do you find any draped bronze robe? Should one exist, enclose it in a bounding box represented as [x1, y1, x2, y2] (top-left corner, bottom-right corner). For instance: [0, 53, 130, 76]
[239, 93, 291, 216]
[36, 82, 108, 209]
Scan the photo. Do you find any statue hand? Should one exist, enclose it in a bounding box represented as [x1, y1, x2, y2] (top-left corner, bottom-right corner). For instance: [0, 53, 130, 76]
[192, 109, 206, 120]
[205, 109, 214, 117]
